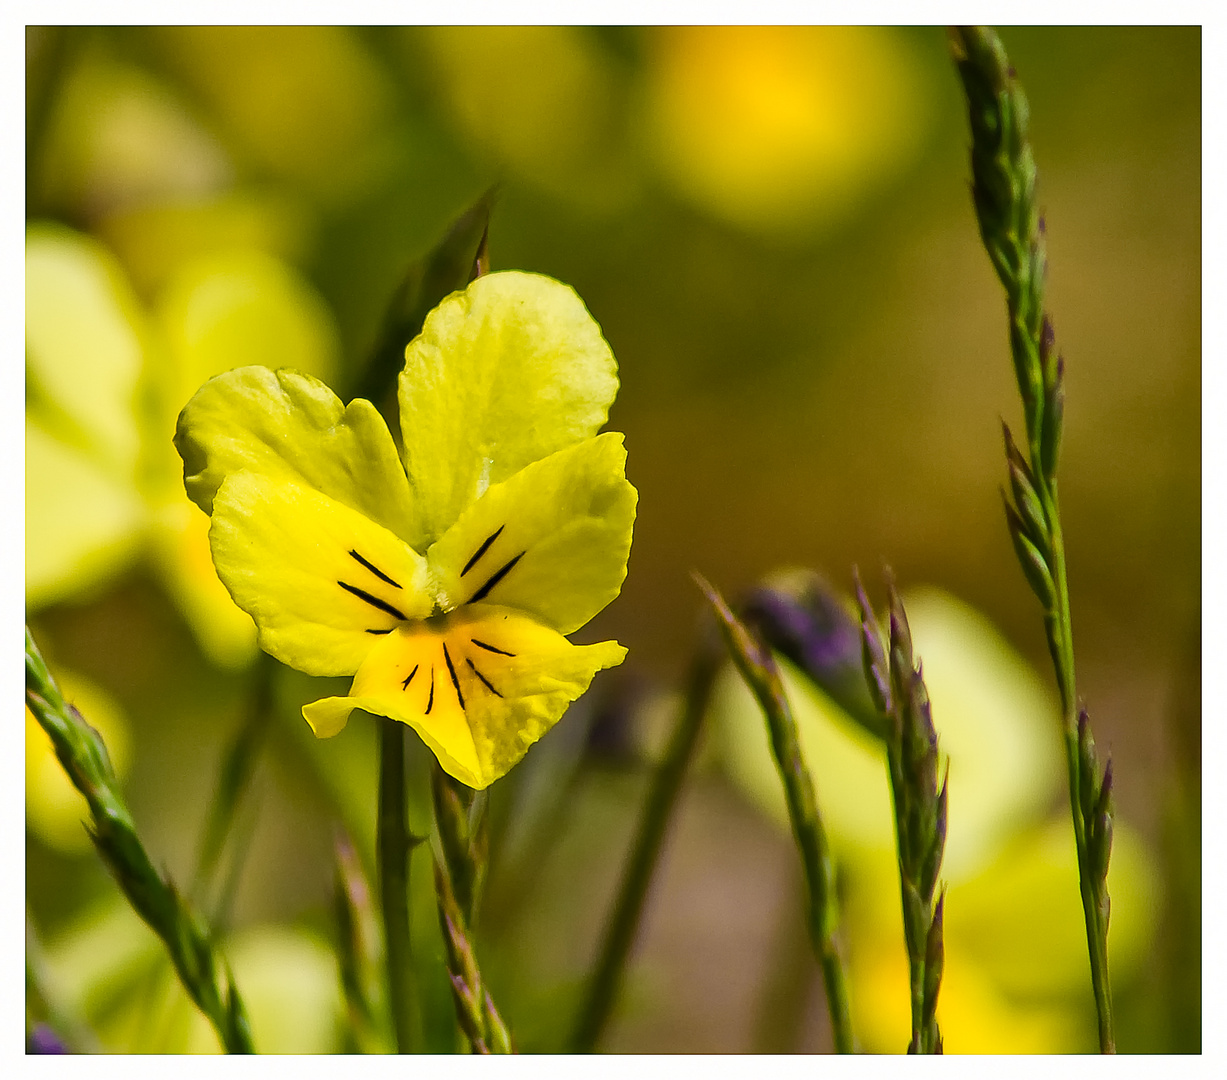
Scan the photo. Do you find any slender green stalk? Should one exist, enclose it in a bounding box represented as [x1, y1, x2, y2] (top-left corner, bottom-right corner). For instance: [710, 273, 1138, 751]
[431, 764, 512, 1053]
[25, 627, 253, 1054]
[191, 653, 275, 908]
[951, 25, 1115, 1052]
[855, 572, 947, 1054]
[696, 575, 855, 1054]
[377, 719, 419, 1053]
[569, 616, 721, 1053]
[335, 830, 393, 1054]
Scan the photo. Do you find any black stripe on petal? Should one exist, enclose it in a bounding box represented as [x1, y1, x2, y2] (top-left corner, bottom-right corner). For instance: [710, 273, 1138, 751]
[468, 552, 525, 604]
[348, 549, 402, 589]
[338, 581, 407, 621]
[466, 657, 503, 698]
[460, 525, 505, 578]
[442, 643, 465, 710]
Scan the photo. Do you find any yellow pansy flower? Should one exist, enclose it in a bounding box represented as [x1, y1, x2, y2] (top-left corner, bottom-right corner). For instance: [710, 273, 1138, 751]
[175, 271, 637, 789]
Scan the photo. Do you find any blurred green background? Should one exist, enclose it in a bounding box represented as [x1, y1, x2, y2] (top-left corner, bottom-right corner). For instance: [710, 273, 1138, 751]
[25, 26, 1199, 1053]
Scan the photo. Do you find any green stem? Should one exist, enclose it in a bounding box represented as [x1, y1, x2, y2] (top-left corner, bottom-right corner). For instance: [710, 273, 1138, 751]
[25, 628, 253, 1053]
[569, 624, 721, 1053]
[952, 25, 1115, 1051]
[377, 719, 418, 1053]
[192, 654, 275, 906]
[1047, 496, 1115, 1052]
[697, 578, 855, 1054]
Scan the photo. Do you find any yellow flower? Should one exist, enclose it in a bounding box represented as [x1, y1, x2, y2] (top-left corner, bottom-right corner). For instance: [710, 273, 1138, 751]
[25, 223, 338, 667]
[641, 26, 932, 237]
[712, 585, 1159, 1052]
[175, 271, 637, 789]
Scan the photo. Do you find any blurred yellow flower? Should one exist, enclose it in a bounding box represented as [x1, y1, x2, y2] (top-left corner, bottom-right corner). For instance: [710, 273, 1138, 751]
[642, 26, 932, 238]
[26, 223, 339, 668]
[147, 26, 394, 203]
[712, 584, 1160, 1052]
[40, 897, 341, 1053]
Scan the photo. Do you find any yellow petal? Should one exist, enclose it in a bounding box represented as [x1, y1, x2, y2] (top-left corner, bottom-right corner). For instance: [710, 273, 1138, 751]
[210, 471, 432, 676]
[26, 224, 145, 475]
[304, 604, 626, 788]
[26, 420, 144, 610]
[398, 271, 619, 544]
[148, 501, 258, 670]
[427, 432, 636, 634]
[176, 366, 424, 549]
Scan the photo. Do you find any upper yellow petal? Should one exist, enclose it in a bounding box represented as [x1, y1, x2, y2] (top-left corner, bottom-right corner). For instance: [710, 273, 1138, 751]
[398, 271, 619, 544]
[177, 366, 425, 549]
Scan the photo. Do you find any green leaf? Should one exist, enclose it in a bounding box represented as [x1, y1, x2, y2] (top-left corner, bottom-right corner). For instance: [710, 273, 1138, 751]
[398, 271, 619, 545]
[427, 432, 636, 635]
[176, 366, 424, 549]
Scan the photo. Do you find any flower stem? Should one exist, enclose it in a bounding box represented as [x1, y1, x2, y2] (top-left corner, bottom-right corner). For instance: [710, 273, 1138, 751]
[568, 615, 721, 1053]
[25, 627, 253, 1054]
[377, 718, 419, 1053]
[430, 764, 512, 1053]
[696, 576, 855, 1054]
[951, 24, 1115, 1052]
[191, 653, 275, 908]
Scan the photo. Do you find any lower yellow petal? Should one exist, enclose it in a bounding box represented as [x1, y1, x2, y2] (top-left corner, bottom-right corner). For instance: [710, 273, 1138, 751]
[302, 604, 626, 788]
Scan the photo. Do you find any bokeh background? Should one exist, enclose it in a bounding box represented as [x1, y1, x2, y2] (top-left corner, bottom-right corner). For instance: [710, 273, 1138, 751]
[25, 26, 1199, 1054]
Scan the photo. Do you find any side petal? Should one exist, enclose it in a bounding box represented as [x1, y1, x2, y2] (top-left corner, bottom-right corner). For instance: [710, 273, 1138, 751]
[427, 432, 636, 634]
[26, 420, 144, 609]
[210, 471, 433, 676]
[303, 604, 626, 789]
[153, 249, 340, 472]
[26, 224, 145, 477]
[399, 271, 619, 544]
[176, 366, 424, 549]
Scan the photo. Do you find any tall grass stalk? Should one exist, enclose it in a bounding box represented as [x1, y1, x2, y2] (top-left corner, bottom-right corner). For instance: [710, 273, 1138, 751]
[25, 627, 254, 1053]
[951, 25, 1115, 1052]
[855, 572, 947, 1054]
[696, 575, 855, 1054]
[569, 616, 722, 1052]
